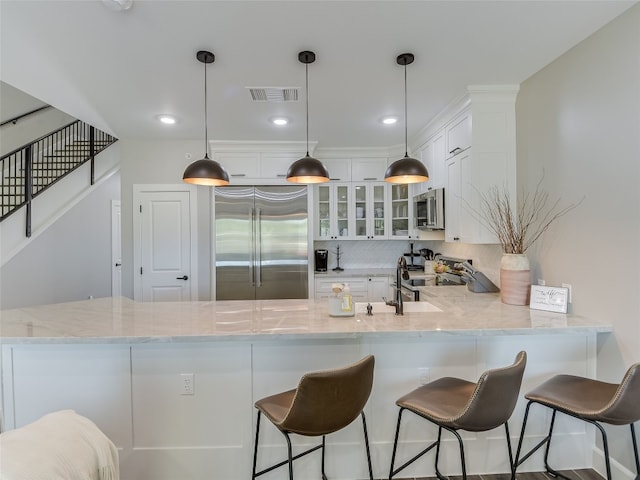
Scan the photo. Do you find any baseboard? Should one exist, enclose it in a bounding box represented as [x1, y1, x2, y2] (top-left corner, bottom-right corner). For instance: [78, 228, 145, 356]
[593, 445, 637, 480]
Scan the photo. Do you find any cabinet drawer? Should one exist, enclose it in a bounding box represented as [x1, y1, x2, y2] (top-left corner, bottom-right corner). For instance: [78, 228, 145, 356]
[315, 277, 367, 293]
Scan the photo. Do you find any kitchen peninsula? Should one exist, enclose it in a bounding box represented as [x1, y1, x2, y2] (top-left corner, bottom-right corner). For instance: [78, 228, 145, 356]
[0, 292, 611, 479]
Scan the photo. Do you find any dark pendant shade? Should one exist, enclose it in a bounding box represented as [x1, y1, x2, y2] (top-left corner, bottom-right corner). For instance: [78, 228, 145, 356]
[183, 154, 230, 186]
[384, 155, 429, 184]
[286, 155, 329, 184]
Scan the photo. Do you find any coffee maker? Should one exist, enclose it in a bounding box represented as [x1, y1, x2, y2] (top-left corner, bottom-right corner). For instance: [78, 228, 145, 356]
[314, 249, 328, 272]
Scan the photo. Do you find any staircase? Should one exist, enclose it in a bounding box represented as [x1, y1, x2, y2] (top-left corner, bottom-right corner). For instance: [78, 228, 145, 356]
[1, 120, 117, 235]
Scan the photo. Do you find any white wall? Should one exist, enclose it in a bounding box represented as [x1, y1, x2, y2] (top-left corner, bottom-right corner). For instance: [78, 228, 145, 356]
[516, 4, 640, 473]
[0, 83, 76, 156]
[0, 171, 121, 309]
[119, 139, 212, 300]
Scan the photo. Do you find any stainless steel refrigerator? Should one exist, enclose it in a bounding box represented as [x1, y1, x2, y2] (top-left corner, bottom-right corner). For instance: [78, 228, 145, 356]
[214, 185, 309, 300]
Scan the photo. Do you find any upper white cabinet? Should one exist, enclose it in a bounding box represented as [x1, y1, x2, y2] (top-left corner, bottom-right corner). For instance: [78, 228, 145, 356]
[210, 141, 311, 182]
[351, 158, 388, 182]
[322, 158, 351, 182]
[214, 152, 260, 180]
[446, 110, 472, 158]
[415, 130, 446, 195]
[389, 183, 418, 239]
[215, 152, 299, 179]
[443, 86, 519, 244]
[315, 183, 352, 240]
[352, 182, 387, 239]
[260, 153, 299, 179]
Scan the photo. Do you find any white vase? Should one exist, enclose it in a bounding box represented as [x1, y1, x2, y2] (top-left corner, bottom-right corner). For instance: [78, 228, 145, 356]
[500, 254, 531, 305]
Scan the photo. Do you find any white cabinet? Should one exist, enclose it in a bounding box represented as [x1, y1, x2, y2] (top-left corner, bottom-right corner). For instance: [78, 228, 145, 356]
[442, 86, 518, 244]
[446, 109, 472, 158]
[416, 130, 446, 195]
[322, 158, 351, 182]
[353, 182, 387, 239]
[351, 158, 388, 182]
[260, 153, 299, 179]
[314, 276, 367, 301]
[314, 275, 390, 302]
[389, 184, 418, 239]
[367, 276, 391, 302]
[315, 183, 352, 240]
[214, 152, 260, 179]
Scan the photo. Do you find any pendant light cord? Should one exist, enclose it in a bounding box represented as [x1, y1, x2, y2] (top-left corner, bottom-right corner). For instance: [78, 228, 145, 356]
[204, 59, 209, 158]
[404, 63, 408, 157]
[305, 62, 310, 157]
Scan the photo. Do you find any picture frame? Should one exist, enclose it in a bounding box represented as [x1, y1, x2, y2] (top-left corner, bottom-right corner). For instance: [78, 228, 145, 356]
[530, 285, 569, 313]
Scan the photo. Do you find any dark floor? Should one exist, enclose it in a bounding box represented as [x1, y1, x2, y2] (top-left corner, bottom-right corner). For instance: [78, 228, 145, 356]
[391, 469, 605, 480]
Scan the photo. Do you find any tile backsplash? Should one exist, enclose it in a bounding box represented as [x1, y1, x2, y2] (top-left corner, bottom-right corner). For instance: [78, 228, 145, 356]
[314, 240, 503, 285]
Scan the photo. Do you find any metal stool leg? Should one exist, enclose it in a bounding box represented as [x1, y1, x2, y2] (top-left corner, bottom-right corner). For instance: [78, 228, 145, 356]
[388, 408, 404, 479]
[434, 427, 446, 480]
[361, 412, 374, 480]
[321, 435, 327, 480]
[284, 432, 294, 480]
[504, 422, 514, 477]
[631, 423, 640, 480]
[252, 411, 262, 480]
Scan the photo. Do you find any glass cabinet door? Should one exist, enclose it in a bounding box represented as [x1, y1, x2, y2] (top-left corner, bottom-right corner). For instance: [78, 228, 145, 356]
[335, 184, 350, 239]
[317, 184, 331, 239]
[372, 183, 386, 238]
[354, 184, 368, 239]
[390, 184, 410, 238]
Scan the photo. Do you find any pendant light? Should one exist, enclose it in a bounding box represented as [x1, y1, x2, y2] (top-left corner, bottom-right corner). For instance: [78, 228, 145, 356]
[183, 50, 230, 186]
[286, 50, 329, 184]
[384, 53, 429, 184]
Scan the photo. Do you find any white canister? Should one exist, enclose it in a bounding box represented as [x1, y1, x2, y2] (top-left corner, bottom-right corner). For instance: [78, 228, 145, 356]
[424, 260, 435, 273]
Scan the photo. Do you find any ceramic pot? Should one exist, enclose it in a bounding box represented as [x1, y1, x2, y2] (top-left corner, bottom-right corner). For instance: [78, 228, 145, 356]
[500, 254, 531, 305]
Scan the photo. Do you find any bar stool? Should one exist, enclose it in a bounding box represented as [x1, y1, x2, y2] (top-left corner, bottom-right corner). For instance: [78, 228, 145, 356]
[252, 355, 375, 480]
[513, 362, 640, 480]
[389, 351, 527, 480]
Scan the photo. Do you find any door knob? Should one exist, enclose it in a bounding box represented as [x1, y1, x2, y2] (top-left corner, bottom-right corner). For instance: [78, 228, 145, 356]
[176, 275, 189, 280]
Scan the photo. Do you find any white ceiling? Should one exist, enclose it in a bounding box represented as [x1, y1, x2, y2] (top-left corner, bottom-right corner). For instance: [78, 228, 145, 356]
[1, 0, 636, 150]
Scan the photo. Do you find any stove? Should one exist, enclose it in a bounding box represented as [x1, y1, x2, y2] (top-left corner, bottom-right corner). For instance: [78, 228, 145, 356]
[399, 255, 471, 300]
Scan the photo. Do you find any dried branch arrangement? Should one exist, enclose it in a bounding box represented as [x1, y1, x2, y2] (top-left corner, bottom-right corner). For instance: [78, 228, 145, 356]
[471, 176, 583, 254]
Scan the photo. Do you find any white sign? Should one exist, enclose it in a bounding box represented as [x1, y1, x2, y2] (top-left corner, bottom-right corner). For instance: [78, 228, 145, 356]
[530, 285, 569, 313]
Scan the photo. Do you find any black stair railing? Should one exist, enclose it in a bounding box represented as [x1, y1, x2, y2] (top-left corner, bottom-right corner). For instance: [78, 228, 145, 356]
[1, 119, 117, 236]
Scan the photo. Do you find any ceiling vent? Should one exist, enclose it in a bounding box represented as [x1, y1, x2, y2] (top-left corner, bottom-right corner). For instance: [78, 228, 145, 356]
[247, 87, 299, 102]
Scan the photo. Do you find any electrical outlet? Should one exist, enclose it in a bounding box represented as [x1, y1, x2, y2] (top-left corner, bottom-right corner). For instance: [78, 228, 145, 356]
[419, 368, 430, 385]
[180, 373, 194, 395]
[562, 283, 572, 303]
[538, 279, 545, 286]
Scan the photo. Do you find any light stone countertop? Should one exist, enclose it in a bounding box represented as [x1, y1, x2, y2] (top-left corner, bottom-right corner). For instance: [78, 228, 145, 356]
[0, 289, 612, 344]
[314, 268, 396, 277]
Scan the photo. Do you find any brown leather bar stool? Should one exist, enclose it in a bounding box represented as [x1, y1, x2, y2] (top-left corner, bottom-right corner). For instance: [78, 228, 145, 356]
[389, 351, 527, 480]
[252, 355, 375, 480]
[513, 362, 640, 480]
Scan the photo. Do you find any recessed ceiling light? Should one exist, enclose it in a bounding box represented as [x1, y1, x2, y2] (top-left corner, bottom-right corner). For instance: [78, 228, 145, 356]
[271, 117, 289, 126]
[157, 115, 177, 125]
[381, 116, 398, 125]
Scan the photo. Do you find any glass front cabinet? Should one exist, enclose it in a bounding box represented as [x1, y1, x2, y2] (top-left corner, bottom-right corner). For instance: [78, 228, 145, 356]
[389, 183, 414, 239]
[316, 183, 351, 240]
[353, 182, 387, 239]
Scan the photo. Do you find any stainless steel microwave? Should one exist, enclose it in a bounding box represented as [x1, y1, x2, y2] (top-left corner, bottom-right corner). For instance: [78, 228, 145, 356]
[414, 188, 445, 230]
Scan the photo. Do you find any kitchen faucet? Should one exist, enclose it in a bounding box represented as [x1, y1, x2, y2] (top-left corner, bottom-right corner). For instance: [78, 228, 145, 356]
[385, 256, 410, 315]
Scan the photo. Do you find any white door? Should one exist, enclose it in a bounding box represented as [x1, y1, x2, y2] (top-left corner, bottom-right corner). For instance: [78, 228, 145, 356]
[111, 200, 122, 296]
[137, 190, 193, 302]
